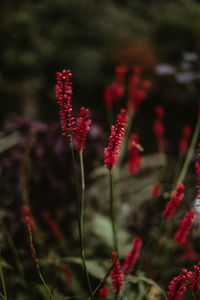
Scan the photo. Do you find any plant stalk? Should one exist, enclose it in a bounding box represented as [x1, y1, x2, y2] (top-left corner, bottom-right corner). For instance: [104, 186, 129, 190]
[109, 170, 118, 253]
[0, 250, 7, 300]
[79, 150, 93, 299]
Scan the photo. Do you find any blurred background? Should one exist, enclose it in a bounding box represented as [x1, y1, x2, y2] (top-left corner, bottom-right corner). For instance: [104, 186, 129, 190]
[1, 0, 200, 126]
[1, 0, 200, 298]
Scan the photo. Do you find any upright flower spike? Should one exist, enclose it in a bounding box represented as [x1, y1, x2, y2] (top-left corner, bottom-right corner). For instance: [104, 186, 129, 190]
[104, 109, 128, 170]
[127, 134, 143, 174]
[22, 205, 35, 234]
[123, 237, 142, 275]
[166, 269, 191, 300]
[163, 183, 185, 219]
[111, 252, 124, 295]
[174, 210, 195, 244]
[127, 67, 151, 115]
[179, 125, 191, 155]
[153, 106, 165, 151]
[55, 70, 75, 141]
[189, 262, 200, 296]
[98, 286, 109, 300]
[104, 64, 127, 110]
[75, 107, 91, 151]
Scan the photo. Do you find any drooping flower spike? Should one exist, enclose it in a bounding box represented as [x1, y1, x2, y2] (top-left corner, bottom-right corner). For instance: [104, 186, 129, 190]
[166, 268, 191, 300]
[163, 183, 185, 219]
[75, 107, 91, 151]
[104, 109, 128, 170]
[55, 70, 75, 141]
[174, 209, 195, 244]
[123, 237, 142, 275]
[153, 106, 165, 151]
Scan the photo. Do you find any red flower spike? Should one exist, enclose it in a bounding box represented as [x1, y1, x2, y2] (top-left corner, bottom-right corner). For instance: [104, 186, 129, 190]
[55, 69, 75, 141]
[98, 285, 109, 300]
[163, 183, 185, 219]
[152, 182, 161, 198]
[111, 252, 124, 294]
[22, 205, 35, 234]
[104, 109, 128, 170]
[104, 64, 127, 109]
[127, 134, 143, 174]
[75, 107, 91, 151]
[179, 125, 191, 154]
[153, 106, 165, 151]
[127, 68, 151, 115]
[43, 212, 65, 241]
[61, 264, 72, 293]
[166, 269, 191, 300]
[123, 237, 142, 275]
[174, 210, 195, 244]
[189, 262, 200, 295]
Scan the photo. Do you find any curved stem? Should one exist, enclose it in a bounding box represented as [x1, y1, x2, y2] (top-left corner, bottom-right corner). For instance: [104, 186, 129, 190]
[109, 170, 118, 253]
[176, 116, 200, 184]
[79, 150, 93, 299]
[87, 254, 118, 300]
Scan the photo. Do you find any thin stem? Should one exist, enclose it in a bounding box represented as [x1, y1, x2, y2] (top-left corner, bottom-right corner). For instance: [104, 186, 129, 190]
[176, 116, 200, 184]
[109, 170, 118, 253]
[26, 217, 55, 300]
[39, 272, 54, 300]
[79, 150, 93, 299]
[0, 250, 7, 300]
[87, 254, 118, 300]
[0, 292, 5, 300]
[70, 142, 80, 214]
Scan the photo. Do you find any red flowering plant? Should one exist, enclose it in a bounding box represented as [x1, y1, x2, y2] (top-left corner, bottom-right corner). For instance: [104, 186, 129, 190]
[1, 63, 200, 300]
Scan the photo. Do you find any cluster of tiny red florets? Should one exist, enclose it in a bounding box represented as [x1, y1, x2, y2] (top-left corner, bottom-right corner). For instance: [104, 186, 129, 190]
[104, 64, 127, 109]
[127, 134, 143, 174]
[153, 106, 165, 151]
[151, 182, 161, 198]
[163, 183, 185, 219]
[195, 143, 200, 207]
[189, 262, 200, 295]
[127, 66, 151, 114]
[111, 252, 124, 294]
[55, 70, 75, 141]
[75, 107, 91, 150]
[104, 109, 128, 170]
[166, 269, 191, 300]
[123, 237, 142, 275]
[98, 285, 109, 300]
[174, 210, 195, 244]
[179, 125, 191, 154]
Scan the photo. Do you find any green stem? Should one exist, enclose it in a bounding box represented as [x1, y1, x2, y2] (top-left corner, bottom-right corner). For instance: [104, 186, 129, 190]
[79, 150, 93, 299]
[176, 116, 200, 185]
[0, 292, 5, 300]
[0, 250, 7, 300]
[39, 272, 55, 300]
[87, 254, 118, 300]
[70, 142, 80, 214]
[109, 170, 118, 253]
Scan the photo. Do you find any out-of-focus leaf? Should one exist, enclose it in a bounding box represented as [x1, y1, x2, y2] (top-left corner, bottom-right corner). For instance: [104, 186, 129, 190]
[62, 256, 106, 279]
[91, 213, 132, 257]
[0, 132, 21, 154]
